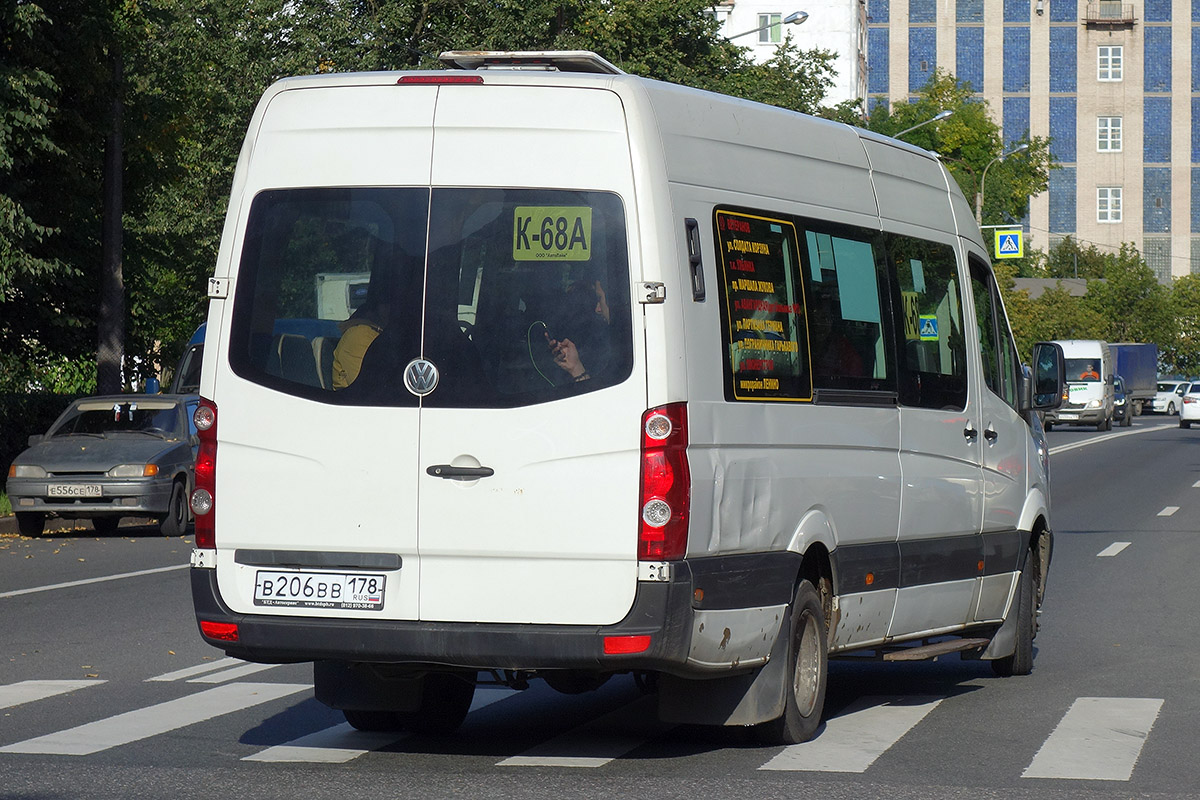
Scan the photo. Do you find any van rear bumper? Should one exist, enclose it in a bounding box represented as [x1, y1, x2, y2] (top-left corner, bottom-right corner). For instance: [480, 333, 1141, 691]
[192, 566, 707, 674]
[191, 551, 800, 677]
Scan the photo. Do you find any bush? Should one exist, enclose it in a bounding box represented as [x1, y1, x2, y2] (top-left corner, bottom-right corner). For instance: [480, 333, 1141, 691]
[0, 393, 84, 479]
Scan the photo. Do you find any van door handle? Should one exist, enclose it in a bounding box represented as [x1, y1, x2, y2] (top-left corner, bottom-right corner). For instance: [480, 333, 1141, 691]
[963, 423, 978, 439]
[983, 427, 999, 442]
[426, 465, 495, 480]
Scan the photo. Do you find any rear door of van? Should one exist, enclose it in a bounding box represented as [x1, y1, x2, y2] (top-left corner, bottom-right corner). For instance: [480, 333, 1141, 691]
[212, 79, 646, 628]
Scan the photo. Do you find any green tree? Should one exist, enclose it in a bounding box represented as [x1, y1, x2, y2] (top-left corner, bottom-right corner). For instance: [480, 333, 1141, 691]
[1081, 243, 1174, 346]
[846, 71, 1053, 248]
[1167, 274, 1200, 375]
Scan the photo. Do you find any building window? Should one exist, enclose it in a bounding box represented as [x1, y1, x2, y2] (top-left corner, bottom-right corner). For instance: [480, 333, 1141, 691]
[1098, 187, 1123, 222]
[1097, 117, 1122, 151]
[1098, 46, 1123, 81]
[758, 13, 782, 43]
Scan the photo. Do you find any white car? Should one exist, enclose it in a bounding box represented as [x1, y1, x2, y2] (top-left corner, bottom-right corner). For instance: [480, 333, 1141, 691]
[1151, 381, 1190, 415]
[1180, 383, 1200, 427]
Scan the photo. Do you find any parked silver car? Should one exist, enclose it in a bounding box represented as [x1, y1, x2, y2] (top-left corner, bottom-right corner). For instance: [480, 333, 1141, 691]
[6, 394, 199, 537]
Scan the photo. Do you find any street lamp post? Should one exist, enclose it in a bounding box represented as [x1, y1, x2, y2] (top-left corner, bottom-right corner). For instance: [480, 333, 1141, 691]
[727, 11, 809, 42]
[895, 109, 953, 139]
[975, 142, 1030, 227]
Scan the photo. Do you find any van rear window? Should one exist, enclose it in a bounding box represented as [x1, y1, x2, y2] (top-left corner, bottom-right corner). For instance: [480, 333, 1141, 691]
[229, 188, 632, 408]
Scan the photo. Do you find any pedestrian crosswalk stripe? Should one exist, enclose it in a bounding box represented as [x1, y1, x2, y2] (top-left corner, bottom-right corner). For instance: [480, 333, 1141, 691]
[498, 695, 670, 768]
[147, 657, 243, 682]
[1023, 697, 1163, 780]
[243, 686, 518, 763]
[0, 680, 106, 711]
[189, 662, 279, 684]
[760, 695, 944, 772]
[0, 682, 309, 756]
[243, 722, 405, 763]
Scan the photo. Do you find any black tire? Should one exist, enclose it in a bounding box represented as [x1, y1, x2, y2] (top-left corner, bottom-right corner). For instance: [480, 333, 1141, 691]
[159, 480, 188, 536]
[993, 553, 1036, 677]
[1123, 410, 1132, 427]
[1182, 420, 1192, 429]
[343, 709, 407, 731]
[1168, 401, 1177, 415]
[755, 579, 828, 745]
[1043, 422, 1053, 432]
[92, 517, 120, 536]
[343, 672, 476, 735]
[15, 512, 45, 537]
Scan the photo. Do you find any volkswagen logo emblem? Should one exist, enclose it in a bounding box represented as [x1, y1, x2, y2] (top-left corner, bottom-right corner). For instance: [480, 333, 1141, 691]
[403, 358, 440, 396]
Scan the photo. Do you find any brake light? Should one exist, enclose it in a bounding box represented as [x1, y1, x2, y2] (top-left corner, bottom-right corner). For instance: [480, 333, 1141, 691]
[396, 75, 484, 85]
[200, 620, 238, 642]
[638, 403, 689, 561]
[192, 398, 217, 549]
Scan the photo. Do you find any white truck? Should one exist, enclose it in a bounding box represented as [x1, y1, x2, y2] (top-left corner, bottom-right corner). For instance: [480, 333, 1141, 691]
[1043, 339, 1114, 431]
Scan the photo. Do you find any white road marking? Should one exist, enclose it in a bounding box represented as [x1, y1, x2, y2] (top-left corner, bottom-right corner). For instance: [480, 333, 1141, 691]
[189, 662, 279, 683]
[0, 680, 106, 710]
[1097, 542, 1131, 557]
[0, 564, 188, 599]
[1158, 506, 1179, 517]
[1193, 480, 1200, 488]
[760, 695, 944, 772]
[499, 695, 669, 768]
[0, 682, 309, 755]
[1023, 697, 1163, 780]
[243, 686, 518, 763]
[1048, 423, 1173, 456]
[243, 722, 403, 763]
[147, 657, 244, 682]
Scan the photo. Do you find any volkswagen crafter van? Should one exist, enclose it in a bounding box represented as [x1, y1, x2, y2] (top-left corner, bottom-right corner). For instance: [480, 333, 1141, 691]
[189, 51, 1066, 744]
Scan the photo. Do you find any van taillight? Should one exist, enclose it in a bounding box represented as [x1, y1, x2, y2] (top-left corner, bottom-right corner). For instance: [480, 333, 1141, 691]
[638, 403, 689, 561]
[192, 398, 217, 549]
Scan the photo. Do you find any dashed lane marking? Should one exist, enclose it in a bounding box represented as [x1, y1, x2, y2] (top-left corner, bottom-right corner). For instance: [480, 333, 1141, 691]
[1158, 506, 1179, 517]
[1097, 542, 1131, 557]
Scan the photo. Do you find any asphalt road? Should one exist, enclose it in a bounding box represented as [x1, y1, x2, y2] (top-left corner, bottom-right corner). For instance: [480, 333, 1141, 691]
[2, 413, 1199, 800]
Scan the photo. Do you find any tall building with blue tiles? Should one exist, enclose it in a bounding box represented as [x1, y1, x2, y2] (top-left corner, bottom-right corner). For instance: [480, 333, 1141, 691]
[719, 1, 1198, 279]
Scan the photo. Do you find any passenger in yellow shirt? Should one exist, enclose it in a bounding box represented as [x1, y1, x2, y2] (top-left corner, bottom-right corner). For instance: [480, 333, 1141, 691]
[332, 276, 391, 389]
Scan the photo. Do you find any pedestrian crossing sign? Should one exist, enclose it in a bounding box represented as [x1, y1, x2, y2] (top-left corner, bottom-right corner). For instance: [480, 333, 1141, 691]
[918, 315, 938, 341]
[994, 229, 1024, 259]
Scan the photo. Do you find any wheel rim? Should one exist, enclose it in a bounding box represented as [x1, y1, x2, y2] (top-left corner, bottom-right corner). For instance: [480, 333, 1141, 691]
[792, 609, 821, 716]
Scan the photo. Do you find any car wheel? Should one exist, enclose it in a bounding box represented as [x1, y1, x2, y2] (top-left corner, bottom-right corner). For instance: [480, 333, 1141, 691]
[15, 512, 45, 537]
[1168, 401, 1177, 415]
[403, 672, 477, 735]
[159, 480, 188, 536]
[1044, 422, 1053, 432]
[1182, 420, 1191, 429]
[92, 517, 120, 536]
[1123, 411, 1132, 427]
[754, 579, 828, 745]
[993, 553, 1036, 677]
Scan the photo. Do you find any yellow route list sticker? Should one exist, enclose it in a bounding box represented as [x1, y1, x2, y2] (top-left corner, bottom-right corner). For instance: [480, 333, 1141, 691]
[513, 206, 592, 261]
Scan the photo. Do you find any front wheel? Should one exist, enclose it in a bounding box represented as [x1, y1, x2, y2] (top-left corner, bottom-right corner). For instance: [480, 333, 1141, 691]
[993, 553, 1036, 677]
[755, 580, 828, 744]
[1168, 401, 1177, 415]
[15, 512, 45, 537]
[159, 480, 188, 536]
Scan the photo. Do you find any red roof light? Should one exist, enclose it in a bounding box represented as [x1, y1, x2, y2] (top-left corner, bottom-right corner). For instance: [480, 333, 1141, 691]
[396, 75, 484, 85]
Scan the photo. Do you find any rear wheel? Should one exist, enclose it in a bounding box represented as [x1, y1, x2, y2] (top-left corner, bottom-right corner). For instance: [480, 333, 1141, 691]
[15, 512, 45, 537]
[993, 553, 1036, 677]
[342, 671, 476, 735]
[754, 579, 828, 744]
[159, 480, 188, 536]
[1182, 420, 1192, 429]
[92, 517, 120, 536]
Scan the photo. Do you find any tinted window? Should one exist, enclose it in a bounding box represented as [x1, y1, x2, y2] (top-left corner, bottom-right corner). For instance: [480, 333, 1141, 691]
[229, 188, 633, 408]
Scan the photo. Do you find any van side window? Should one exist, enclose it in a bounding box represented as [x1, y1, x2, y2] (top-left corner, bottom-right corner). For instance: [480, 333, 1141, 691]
[714, 209, 812, 401]
[888, 237, 967, 410]
[803, 227, 893, 391]
[970, 257, 1019, 409]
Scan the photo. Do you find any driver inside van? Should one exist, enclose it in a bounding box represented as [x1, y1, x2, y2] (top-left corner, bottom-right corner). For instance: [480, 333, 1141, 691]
[1078, 362, 1100, 381]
